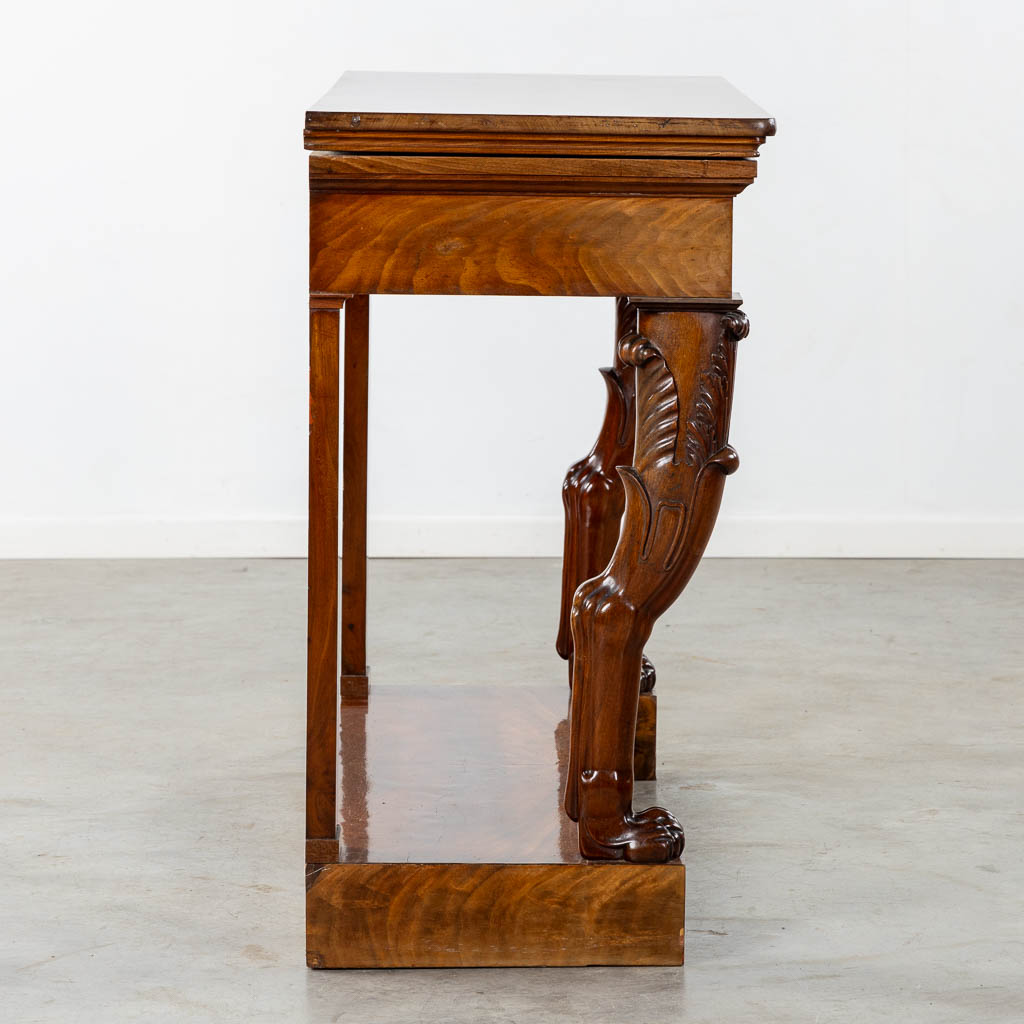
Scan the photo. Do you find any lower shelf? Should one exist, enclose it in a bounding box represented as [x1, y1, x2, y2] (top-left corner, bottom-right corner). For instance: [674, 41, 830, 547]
[305, 684, 684, 968]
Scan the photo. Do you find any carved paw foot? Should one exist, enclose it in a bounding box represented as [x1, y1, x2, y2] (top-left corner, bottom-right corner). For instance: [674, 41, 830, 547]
[579, 807, 685, 863]
[577, 769, 684, 862]
[634, 805, 673, 824]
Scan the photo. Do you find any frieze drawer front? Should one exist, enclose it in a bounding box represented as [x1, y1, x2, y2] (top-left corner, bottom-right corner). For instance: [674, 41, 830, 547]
[309, 193, 733, 298]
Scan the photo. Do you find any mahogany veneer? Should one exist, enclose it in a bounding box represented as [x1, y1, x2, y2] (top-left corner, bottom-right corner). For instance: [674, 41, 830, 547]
[304, 70, 773, 968]
[309, 193, 733, 298]
[305, 686, 684, 968]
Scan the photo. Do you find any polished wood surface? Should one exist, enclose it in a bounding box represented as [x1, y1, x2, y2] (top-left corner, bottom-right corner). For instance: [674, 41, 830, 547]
[306, 129, 766, 158]
[306, 304, 341, 845]
[326, 684, 670, 864]
[566, 301, 748, 861]
[634, 694, 658, 782]
[305, 684, 684, 967]
[341, 295, 369, 696]
[306, 860, 684, 968]
[557, 299, 663, 780]
[310, 194, 732, 298]
[321, 685, 674, 863]
[308, 153, 757, 196]
[557, 297, 638, 665]
[304, 70, 774, 962]
[307, 70, 774, 138]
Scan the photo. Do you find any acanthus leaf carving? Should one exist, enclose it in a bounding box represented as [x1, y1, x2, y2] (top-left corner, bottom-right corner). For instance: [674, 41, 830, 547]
[683, 337, 729, 468]
[567, 307, 751, 863]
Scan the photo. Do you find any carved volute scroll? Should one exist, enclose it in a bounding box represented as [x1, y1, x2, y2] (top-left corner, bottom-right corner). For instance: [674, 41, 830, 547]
[565, 304, 748, 862]
[557, 298, 637, 664]
[557, 298, 656, 695]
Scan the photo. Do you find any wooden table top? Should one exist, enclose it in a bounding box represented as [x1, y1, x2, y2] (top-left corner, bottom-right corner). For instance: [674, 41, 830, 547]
[306, 70, 775, 143]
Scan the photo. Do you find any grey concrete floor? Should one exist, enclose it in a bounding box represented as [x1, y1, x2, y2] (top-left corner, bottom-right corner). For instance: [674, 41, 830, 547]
[1, 558, 1022, 1023]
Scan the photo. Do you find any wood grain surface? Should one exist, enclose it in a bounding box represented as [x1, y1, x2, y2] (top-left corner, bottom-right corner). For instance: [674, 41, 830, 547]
[306, 860, 684, 968]
[310, 193, 731, 297]
[635, 693, 658, 781]
[340, 296, 368, 681]
[308, 153, 757, 196]
[305, 684, 684, 967]
[565, 303, 748, 861]
[306, 306, 340, 843]
[321, 685, 682, 865]
[304, 128, 765, 158]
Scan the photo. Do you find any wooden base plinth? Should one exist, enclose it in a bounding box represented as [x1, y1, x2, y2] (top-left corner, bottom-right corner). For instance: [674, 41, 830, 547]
[307, 860, 684, 968]
[305, 685, 684, 968]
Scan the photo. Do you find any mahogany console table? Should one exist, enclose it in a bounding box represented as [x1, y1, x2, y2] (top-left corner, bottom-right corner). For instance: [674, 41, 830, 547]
[303, 72, 774, 968]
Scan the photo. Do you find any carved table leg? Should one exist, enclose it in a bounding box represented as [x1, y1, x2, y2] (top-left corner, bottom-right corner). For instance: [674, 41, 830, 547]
[557, 297, 636, 666]
[565, 300, 749, 862]
[341, 296, 369, 701]
[557, 298, 658, 778]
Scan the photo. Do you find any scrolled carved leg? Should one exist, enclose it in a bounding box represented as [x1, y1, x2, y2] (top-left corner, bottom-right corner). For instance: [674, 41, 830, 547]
[565, 300, 749, 862]
[558, 299, 658, 717]
[556, 298, 637, 670]
[558, 300, 663, 778]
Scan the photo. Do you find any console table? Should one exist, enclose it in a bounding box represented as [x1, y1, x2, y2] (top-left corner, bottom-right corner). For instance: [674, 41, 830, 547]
[303, 71, 774, 968]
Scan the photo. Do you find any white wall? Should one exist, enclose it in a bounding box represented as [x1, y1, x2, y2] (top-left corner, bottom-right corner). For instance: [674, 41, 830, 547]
[1, 0, 1021, 558]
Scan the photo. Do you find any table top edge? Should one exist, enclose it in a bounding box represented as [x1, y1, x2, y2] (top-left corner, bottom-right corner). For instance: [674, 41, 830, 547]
[306, 71, 776, 139]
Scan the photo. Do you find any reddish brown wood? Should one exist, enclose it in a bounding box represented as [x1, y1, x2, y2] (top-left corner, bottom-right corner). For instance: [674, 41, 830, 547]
[307, 860, 684, 967]
[309, 193, 732, 298]
[305, 838, 340, 863]
[306, 106, 772, 139]
[308, 291, 352, 309]
[306, 305, 341, 843]
[306, 129, 765, 158]
[303, 70, 775, 962]
[634, 694, 658, 781]
[557, 297, 638, 665]
[305, 684, 684, 967]
[557, 299, 658, 777]
[565, 302, 750, 861]
[333, 685, 580, 864]
[341, 296, 368, 686]
[340, 673, 369, 702]
[308, 153, 757, 196]
[338, 681, 369, 862]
